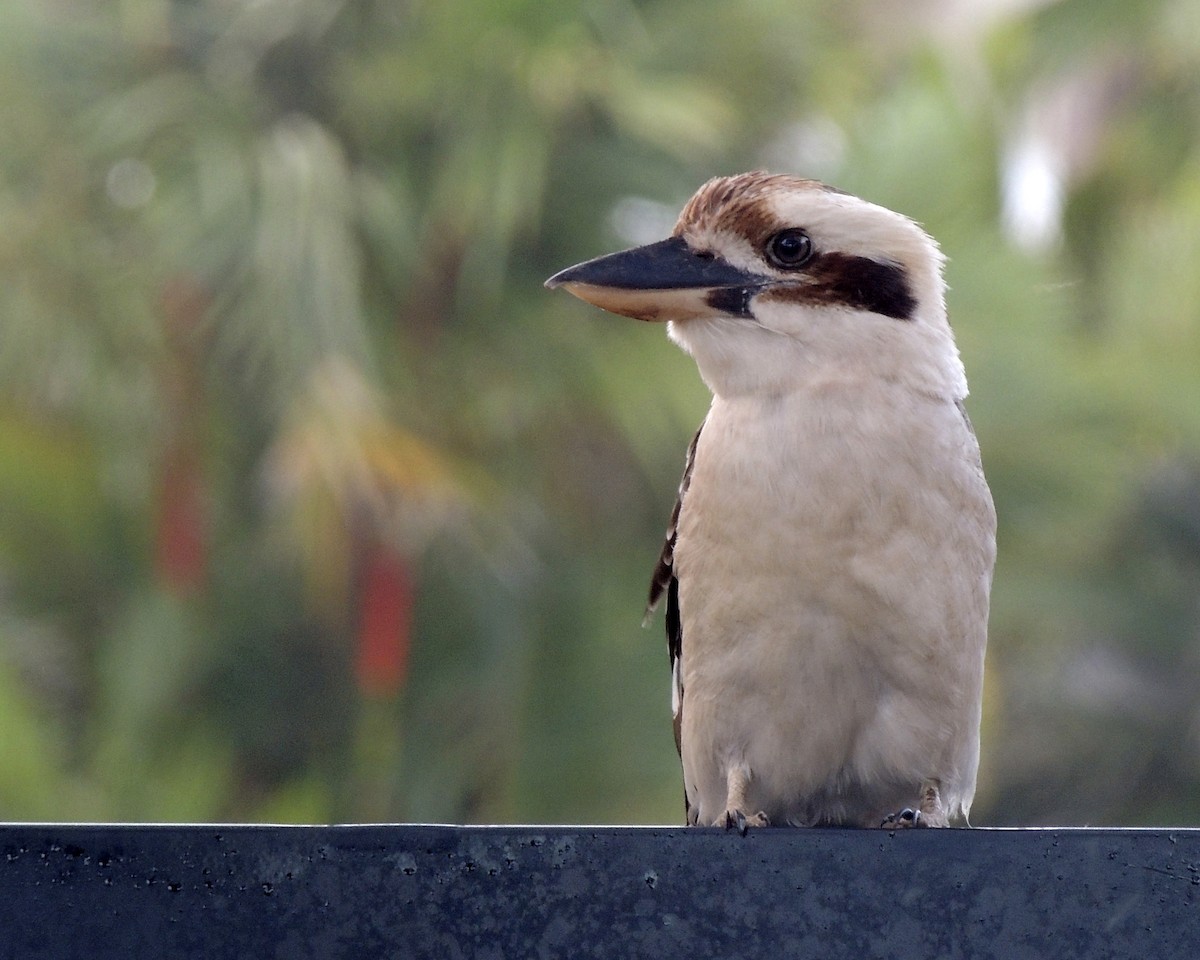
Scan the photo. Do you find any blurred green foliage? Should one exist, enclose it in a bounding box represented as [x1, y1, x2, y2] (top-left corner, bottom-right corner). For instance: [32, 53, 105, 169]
[1, 0, 1199, 827]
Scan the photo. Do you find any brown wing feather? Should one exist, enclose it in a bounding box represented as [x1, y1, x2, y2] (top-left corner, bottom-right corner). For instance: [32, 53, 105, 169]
[646, 419, 705, 821]
[646, 418, 704, 629]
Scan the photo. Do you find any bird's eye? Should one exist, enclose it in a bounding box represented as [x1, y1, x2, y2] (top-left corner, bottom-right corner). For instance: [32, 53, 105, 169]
[765, 229, 814, 270]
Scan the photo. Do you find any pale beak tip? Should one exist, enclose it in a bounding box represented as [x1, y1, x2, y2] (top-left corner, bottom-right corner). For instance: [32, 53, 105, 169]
[544, 265, 579, 290]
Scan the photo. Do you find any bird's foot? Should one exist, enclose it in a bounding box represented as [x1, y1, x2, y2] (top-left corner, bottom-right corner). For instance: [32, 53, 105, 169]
[712, 765, 769, 833]
[881, 808, 925, 829]
[882, 779, 949, 829]
[715, 809, 770, 835]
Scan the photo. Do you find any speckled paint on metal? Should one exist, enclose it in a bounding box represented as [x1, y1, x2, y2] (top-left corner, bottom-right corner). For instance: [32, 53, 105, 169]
[1, 825, 1197, 959]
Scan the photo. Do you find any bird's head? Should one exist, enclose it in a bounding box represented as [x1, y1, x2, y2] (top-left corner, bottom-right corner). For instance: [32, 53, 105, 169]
[546, 172, 967, 400]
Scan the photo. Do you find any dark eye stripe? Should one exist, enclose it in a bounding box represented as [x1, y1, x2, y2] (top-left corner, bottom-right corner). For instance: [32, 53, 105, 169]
[760, 253, 916, 321]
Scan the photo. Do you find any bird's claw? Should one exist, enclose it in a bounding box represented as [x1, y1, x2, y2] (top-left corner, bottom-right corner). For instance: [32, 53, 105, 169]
[718, 809, 769, 835]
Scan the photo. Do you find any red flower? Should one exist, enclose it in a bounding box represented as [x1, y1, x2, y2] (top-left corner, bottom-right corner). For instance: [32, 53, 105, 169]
[355, 546, 413, 697]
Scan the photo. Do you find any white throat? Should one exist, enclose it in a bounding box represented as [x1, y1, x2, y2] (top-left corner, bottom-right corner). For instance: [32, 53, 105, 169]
[668, 297, 968, 402]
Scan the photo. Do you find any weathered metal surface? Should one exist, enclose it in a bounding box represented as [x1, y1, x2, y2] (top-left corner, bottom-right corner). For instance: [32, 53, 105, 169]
[2, 825, 1197, 958]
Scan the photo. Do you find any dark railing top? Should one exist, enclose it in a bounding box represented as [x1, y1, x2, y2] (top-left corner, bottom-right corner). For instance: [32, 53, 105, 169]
[3, 824, 1198, 959]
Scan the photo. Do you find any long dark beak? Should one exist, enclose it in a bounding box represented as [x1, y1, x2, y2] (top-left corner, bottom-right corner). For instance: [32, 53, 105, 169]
[545, 236, 762, 322]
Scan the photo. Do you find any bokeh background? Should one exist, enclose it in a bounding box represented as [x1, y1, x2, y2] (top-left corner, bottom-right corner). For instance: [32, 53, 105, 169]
[2, 0, 1199, 827]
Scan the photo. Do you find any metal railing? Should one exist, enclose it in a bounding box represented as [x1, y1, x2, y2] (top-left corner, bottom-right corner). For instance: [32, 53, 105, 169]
[2, 824, 1197, 958]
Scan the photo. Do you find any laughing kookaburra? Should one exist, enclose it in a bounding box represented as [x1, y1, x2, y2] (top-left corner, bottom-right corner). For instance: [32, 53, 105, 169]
[546, 172, 995, 830]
